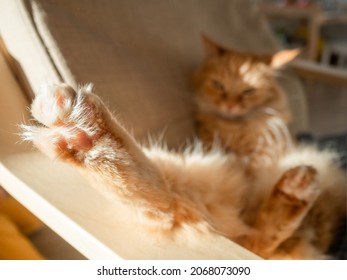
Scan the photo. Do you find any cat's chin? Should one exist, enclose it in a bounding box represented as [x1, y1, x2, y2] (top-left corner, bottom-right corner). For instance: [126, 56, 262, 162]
[216, 109, 247, 120]
[196, 101, 244, 119]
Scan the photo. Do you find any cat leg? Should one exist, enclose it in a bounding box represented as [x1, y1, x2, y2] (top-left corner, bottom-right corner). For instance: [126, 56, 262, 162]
[23, 84, 202, 230]
[241, 165, 321, 258]
[269, 240, 327, 260]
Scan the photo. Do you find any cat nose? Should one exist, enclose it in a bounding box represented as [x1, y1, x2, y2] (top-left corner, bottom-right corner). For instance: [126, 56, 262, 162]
[226, 102, 234, 110]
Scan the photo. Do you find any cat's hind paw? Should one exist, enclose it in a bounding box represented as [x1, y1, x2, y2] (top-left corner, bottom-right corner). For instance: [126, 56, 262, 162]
[275, 165, 320, 204]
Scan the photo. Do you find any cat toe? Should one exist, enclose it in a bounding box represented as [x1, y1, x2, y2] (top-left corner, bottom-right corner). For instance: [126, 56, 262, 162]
[31, 83, 77, 127]
[26, 83, 109, 164]
[276, 166, 320, 203]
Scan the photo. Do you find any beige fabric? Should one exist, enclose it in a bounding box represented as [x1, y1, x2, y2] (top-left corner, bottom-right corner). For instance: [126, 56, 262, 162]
[0, 1, 61, 96]
[0, 0, 307, 147]
[275, 70, 309, 133]
[0, 51, 30, 151]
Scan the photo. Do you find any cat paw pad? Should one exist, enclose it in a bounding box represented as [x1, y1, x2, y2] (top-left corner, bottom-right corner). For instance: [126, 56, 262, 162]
[276, 166, 320, 203]
[31, 83, 77, 127]
[23, 83, 104, 162]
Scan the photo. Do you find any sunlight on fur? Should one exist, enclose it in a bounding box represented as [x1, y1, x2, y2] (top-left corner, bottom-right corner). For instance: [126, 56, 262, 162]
[193, 35, 299, 173]
[22, 83, 346, 259]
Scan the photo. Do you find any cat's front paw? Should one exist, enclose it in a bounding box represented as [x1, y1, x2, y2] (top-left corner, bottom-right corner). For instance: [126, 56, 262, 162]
[22, 83, 103, 163]
[31, 84, 77, 127]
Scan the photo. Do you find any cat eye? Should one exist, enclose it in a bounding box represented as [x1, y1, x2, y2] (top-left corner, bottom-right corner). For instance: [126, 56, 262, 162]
[211, 80, 225, 92]
[242, 88, 256, 95]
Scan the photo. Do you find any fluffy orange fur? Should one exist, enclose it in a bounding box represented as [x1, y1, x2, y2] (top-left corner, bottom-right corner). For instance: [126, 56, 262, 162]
[193, 35, 300, 171]
[22, 84, 346, 259]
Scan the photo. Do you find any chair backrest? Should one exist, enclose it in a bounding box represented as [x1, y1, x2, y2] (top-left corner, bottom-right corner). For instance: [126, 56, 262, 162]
[0, 0, 289, 147]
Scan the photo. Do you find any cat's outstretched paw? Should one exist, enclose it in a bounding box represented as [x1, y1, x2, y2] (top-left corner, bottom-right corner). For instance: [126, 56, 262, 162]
[275, 165, 320, 204]
[22, 83, 104, 163]
[31, 84, 77, 127]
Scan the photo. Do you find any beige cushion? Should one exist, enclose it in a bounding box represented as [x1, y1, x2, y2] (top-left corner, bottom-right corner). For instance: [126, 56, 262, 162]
[0, 0, 307, 146]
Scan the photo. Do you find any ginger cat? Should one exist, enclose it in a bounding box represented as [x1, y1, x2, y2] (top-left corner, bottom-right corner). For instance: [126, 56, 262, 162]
[22, 84, 346, 259]
[193, 35, 300, 171]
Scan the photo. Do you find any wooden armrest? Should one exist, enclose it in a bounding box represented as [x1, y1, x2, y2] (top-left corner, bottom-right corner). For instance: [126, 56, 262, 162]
[291, 59, 347, 86]
[0, 37, 34, 101]
[0, 149, 260, 260]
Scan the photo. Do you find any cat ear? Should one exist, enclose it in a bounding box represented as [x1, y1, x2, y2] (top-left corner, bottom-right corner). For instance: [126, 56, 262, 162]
[271, 49, 301, 68]
[201, 34, 227, 58]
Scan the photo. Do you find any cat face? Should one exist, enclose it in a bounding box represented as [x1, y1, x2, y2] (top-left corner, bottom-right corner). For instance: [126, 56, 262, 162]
[193, 35, 299, 118]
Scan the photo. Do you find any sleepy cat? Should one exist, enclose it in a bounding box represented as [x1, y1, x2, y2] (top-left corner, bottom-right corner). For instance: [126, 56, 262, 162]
[193, 35, 300, 171]
[22, 83, 346, 259]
